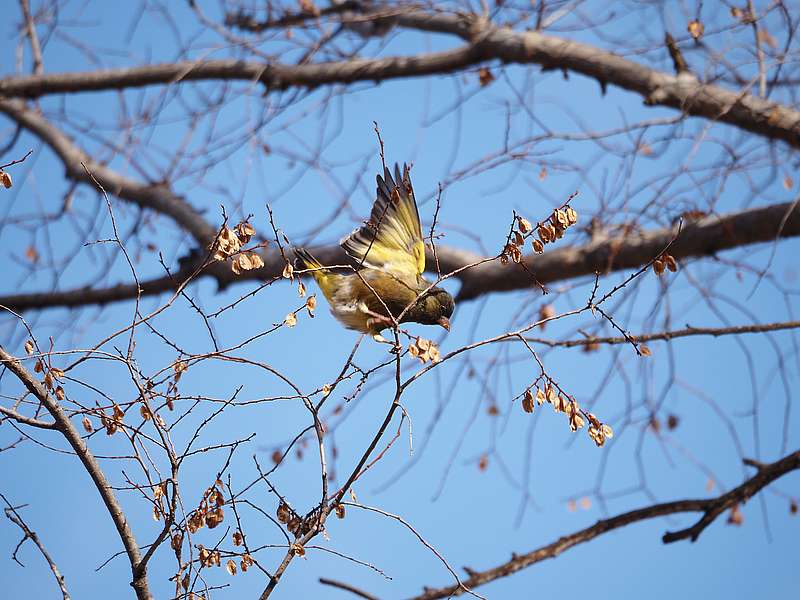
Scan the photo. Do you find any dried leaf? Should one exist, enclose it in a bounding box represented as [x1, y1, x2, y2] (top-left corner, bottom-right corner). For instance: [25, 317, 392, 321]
[82, 416, 93, 433]
[687, 19, 704, 40]
[174, 361, 188, 377]
[235, 221, 255, 243]
[0, 171, 12, 188]
[538, 304, 555, 327]
[522, 389, 535, 413]
[727, 504, 743, 526]
[478, 67, 495, 87]
[478, 454, 489, 471]
[233, 531, 243, 546]
[282, 262, 294, 280]
[284, 312, 297, 327]
[335, 504, 346, 519]
[226, 559, 237, 576]
[24, 340, 34, 355]
[206, 507, 224, 529]
[565, 206, 578, 225]
[517, 217, 532, 234]
[640, 344, 652, 357]
[536, 388, 546, 405]
[537, 224, 552, 244]
[276, 502, 291, 524]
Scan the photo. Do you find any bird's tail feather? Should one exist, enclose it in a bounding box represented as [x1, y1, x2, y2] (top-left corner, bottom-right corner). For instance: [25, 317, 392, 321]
[294, 247, 331, 293]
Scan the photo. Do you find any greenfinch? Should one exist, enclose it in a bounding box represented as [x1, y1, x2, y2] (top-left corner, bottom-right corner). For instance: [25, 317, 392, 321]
[295, 163, 454, 339]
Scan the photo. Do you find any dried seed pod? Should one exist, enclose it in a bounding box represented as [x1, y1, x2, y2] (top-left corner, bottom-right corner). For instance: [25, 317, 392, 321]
[522, 389, 535, 413]
[565, 206, 578, 225]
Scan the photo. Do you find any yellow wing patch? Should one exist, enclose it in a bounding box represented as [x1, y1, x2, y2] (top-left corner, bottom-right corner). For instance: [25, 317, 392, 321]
[341, 164, 425, 280]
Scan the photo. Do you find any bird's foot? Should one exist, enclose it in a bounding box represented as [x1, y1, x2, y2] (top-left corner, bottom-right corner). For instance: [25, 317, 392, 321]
[371, 333, 402, 353]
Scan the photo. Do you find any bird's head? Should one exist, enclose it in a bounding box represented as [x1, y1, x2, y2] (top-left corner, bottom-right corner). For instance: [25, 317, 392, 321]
[415, 287, 454, 331]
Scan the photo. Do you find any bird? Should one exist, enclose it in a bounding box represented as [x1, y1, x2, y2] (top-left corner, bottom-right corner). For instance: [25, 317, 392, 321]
[295, 163, 454, 341]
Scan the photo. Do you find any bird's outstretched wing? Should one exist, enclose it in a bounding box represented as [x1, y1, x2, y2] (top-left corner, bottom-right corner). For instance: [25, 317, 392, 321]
[341, 163, 425, 280]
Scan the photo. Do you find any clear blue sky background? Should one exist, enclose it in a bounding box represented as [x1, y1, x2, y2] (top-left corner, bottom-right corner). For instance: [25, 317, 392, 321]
[1, 2, 798, 599]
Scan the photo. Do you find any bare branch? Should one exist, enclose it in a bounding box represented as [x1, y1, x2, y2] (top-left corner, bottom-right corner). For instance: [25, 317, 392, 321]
[318, 577, 381, 600]
[0, 347, 152, 600]
[2, 200, 797, 312]
[407, 450, 800, 600]
[0, 10, 797, 147]
[0, 99, 216, 245]
[2, 493, 70, 600]
[524, 320, 800, 348]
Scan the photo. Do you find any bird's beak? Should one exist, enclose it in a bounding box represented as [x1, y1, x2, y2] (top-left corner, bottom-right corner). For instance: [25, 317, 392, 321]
[437, 316, 451, 331]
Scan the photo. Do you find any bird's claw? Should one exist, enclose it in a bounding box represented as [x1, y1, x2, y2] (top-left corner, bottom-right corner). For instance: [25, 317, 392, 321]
[371, 333, 402, 353]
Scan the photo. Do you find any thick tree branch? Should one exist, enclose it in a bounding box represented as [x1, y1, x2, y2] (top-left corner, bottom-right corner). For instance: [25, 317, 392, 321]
[0, 10, 798, 147]
[525, 320, 800, 348]
[0, 347, 152, 600]
[1, 201, 798, 312]
[0, 99, 217, 245]
[455, 201, 800, 300]
[406, 450, 800, 600]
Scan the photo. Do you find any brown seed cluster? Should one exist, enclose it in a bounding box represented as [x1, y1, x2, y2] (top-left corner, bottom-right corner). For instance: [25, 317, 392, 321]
[188, 480, 226, 534]
[501, 205, 578, 265]
[276, 500, 317, 537]
[521, 383, 613, 447]
[210, 220, 264, 275]
[653, 253, 677, 276]
[33, 351, 66, 400]
[408, 337, 441, 363]
[99, 403, 125, 436]
[0, 171, 12, 189]
[152, 481, 169, 521]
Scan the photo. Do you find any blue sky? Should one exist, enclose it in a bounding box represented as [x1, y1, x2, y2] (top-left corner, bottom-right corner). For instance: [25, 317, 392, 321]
[1, 2, 799, 599]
